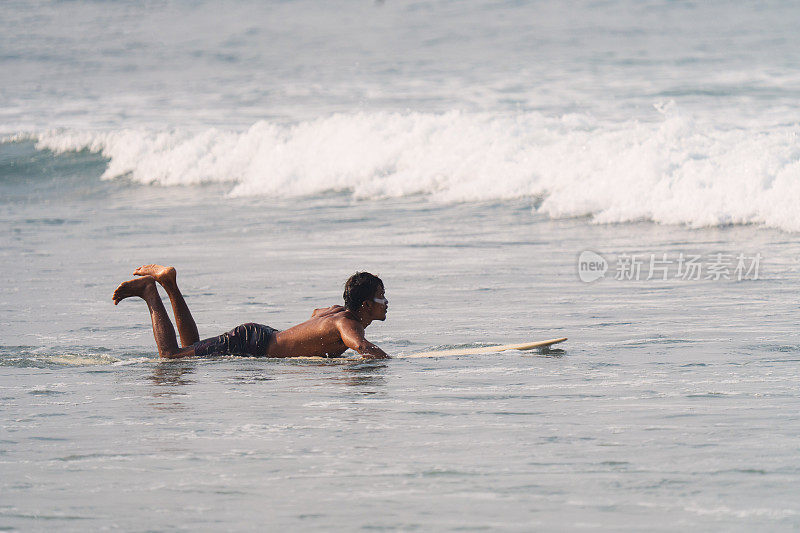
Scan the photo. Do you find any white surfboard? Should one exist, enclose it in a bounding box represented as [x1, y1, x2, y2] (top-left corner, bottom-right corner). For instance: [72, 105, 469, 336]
[401, 337, 568, 358]
[287, 337, 567, 361]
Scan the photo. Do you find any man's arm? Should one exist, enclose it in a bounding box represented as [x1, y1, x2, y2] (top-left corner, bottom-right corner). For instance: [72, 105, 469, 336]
[336, 318, 389, 359]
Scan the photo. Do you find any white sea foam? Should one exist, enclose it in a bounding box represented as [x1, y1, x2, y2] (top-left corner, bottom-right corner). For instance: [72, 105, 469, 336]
[34, 107, 800, 231]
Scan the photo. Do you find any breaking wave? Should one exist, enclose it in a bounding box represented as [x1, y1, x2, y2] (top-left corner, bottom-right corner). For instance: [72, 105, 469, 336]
[25, 106, 800, 231]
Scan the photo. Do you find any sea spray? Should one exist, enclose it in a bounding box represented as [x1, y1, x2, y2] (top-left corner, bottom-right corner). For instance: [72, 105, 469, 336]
[31, 108, 800, 231]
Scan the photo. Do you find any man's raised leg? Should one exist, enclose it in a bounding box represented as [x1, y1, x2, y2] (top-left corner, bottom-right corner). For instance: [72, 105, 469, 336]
[112, 276, 194, 359]
[132, 265, 200, 347]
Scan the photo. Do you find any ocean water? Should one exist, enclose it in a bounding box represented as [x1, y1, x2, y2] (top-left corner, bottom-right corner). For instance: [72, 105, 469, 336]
[3, 0, 800, 530]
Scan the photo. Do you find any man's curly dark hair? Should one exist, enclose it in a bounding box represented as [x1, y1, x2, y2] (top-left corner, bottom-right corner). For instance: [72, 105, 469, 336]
[343, 272, 383, 312]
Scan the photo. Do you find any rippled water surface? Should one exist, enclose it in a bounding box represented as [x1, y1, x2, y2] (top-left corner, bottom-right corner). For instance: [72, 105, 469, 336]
[3, 145, 800, 529]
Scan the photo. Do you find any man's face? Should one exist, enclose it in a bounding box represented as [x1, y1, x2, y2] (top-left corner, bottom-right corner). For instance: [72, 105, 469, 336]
[370, 286, 388, 321]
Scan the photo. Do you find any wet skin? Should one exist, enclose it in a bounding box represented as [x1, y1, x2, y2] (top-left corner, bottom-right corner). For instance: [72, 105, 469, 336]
[270, 286, 388, 358]
[113, 265, 388, 359]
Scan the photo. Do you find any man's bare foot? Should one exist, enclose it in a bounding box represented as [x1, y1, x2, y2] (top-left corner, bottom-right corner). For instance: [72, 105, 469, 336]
[112, 276, 157, 305]
[133, 264, 177, 287]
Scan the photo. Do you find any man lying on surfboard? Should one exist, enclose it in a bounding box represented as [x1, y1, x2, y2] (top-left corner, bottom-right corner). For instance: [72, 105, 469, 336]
[112, 265, 389, 359]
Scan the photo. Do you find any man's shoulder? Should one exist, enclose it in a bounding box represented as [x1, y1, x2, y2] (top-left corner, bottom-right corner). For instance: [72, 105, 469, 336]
[326, 308, 360, 325]
[312, 305, 347, 318]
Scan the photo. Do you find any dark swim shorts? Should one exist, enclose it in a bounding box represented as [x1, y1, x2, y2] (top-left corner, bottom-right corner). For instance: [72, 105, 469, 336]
[192, 323, 278, 357]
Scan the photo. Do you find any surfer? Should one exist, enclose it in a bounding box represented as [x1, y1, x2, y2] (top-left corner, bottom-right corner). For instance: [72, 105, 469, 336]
[112, 265, 389, 359]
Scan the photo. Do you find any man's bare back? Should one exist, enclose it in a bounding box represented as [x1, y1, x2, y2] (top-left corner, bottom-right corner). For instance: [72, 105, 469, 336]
[112, 266, 389, 359]
[270, 302, 387, 358]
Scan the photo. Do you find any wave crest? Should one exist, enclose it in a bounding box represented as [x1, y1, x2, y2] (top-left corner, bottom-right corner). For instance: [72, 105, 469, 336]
[32, 109, 800, 231]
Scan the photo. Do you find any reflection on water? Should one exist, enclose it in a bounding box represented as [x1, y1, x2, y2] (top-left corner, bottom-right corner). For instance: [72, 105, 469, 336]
[150, 360, 196, 387]
[537, 347, 566, 357]
[148, 360, 196, 411]
[142, 357, 388, 409]
[274, 356, 389, 390]
[339, 360, 387, 391]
